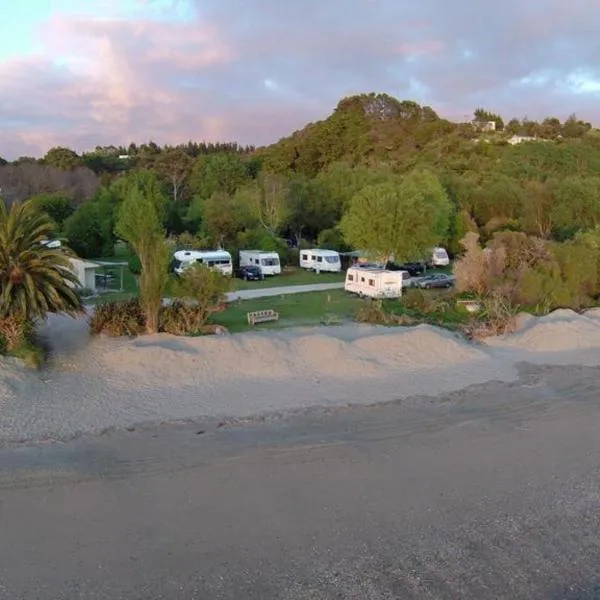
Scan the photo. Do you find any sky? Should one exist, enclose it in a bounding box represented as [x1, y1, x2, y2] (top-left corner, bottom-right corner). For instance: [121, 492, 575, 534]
[1, 0, 600, 159]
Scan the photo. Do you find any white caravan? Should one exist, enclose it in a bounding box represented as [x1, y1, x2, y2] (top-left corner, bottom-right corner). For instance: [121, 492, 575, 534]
[345, 267, 409, 299]
[429, 247, 450, 267]
[173, 249, 233, 276]
[239, 250, 281, 276]
[299, 249, 342, 273]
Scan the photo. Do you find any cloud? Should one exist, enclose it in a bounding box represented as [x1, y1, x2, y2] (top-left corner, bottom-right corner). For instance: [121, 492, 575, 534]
[1, 0, 600, 158]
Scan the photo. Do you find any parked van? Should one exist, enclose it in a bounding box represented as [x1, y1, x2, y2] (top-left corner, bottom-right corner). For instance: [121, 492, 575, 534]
[429, 247, 450, 267]
[299, 249, 342, 273]
[173, 249, 233, 276]
[239, 250, 281, 276]
[344, 267, 409, 299]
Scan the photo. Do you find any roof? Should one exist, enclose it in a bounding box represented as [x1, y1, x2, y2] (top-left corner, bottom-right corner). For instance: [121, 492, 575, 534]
[69, 258, 100, 270]
[174, 249, 231, 260]
[303, 248, 339, 255]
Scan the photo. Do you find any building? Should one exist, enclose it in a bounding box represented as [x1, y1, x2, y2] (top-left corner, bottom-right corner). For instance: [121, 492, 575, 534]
[68, 258, 100, 292]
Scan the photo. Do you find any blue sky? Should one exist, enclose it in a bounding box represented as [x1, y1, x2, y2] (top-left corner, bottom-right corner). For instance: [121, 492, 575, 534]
[1, 0, 599, 158]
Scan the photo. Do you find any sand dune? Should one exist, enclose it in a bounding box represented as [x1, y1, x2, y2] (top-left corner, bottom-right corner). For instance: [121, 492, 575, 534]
[3, 308, 600, 444]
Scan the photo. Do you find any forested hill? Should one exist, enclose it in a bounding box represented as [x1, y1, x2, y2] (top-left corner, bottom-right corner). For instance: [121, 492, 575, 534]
[3, 92, 600, 261]
[257, 92, 599, 178]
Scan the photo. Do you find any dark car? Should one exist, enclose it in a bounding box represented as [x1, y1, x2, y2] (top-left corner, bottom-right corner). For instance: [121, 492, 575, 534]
[237, 265, 264, 281]
[416, 273, 455, 289]
[387, 261, 426, 276]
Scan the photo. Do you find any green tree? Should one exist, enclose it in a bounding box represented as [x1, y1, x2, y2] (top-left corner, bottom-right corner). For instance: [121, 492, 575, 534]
[0, 197, 82, 350]
[43, 147, 83, 170]
[553, 176, 600, 231]
[30, 193, 74, 228]
[340, 169, 451, 262]
[64, 188, 118, 257]
[115, 187, 170, 334]
[189, 153, 249, 199]
[147, 148, 193, 203]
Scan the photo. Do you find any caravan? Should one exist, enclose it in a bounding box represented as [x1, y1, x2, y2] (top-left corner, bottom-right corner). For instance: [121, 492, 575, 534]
[239, 250, 281, 276]
[428, 247, 450, 267]
[299, 249, 342, 273]
[345, 266, 409, 299]
[173, 249, 233, 276]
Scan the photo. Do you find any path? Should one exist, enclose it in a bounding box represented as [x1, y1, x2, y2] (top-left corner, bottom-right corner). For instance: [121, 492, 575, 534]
[226, 281, 344, 301]
[1, 364, 600, 599]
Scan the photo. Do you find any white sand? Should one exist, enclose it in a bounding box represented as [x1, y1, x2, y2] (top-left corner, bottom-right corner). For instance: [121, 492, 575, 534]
[3, 308, 600, 444]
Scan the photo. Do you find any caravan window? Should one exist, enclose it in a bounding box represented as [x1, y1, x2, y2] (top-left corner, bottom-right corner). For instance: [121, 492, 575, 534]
[325, 256, 339, 264]
[361, 277, 365, 283]
[301, 253, 308, 261]
[347, 274, 354, 282]
[368, 279, 375, 286]
[261, 258, 279, 266]
[317, 256, 323, 263]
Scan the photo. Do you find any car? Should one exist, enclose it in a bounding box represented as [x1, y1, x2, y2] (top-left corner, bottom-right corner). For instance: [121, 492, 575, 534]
[237, 265, 264, 281]
[387, 261, 426, 276]
[416, 273, 455, 289]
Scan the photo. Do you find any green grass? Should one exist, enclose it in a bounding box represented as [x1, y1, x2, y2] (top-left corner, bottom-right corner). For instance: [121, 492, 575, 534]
[234, 268, 346, 290]
[212, 289, 361, 333]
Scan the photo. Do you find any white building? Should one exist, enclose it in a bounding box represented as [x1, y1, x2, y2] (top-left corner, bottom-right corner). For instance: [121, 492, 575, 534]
[69, 258, 100, 292]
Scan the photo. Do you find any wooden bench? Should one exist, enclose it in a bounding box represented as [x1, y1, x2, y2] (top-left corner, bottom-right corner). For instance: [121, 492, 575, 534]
[247, 309, 279, 326]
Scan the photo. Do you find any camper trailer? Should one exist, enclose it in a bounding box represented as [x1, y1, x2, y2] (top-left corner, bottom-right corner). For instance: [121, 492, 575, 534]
[173, 249, 233, 276]
[299, 249, 342, 273]
[428, 247, 450, 267]
[239, 250, 281, 276]
[344, 266, 409, 299]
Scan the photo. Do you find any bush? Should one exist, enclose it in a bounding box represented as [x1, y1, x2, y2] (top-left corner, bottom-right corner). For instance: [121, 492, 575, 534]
[159, 301, 206, 336]
[355, 299, 416, 326]
[89, 299, 146, 336]
[0, 318, 44, 367]
[172, 264, 232, 328]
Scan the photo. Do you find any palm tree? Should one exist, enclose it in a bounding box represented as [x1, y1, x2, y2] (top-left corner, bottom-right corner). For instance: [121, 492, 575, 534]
[0, 197, 83, 335]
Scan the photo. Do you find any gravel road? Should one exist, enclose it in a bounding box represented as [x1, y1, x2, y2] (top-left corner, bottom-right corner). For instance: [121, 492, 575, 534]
[1, 363, 600, 599]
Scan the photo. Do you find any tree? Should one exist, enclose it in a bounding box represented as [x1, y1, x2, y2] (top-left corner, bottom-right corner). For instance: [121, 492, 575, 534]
[148, 148, 193, 203]
[474, 108, 504, 131]
[172, 263, 232, 329]
[340, 169, 451, 263]
[115, 187, 170, 334]
[63, 187, 118, 257]
[43, 147, 83, 170]
[238, 174, 288, 235]
[0, 197, 82, 350]
[189, 153, 250, 199]
[30, 193, 74, 228]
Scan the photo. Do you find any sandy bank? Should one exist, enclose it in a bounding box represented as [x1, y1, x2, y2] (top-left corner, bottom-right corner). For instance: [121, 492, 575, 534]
[2, 308, 600, 444]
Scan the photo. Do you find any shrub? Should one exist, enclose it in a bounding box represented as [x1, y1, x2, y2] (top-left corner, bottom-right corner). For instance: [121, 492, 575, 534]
[355, 299, 416, 326]
[159, 301, 205, 336]
[89, 299, 146, 336]
[172, 264, 232, 328]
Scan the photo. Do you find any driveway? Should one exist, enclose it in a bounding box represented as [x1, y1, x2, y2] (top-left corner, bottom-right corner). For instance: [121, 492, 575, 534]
[226, 282, 344, 301]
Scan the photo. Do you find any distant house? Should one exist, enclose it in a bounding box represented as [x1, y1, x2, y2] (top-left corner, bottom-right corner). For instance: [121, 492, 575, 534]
[507, 135, 542, 145]
[68, 258, 100, 292]
[473, 120, 496, 132]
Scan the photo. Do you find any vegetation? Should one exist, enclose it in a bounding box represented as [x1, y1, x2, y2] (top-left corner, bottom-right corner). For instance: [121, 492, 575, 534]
[0, 197, 83, 364]
[4, 93, 600, 349]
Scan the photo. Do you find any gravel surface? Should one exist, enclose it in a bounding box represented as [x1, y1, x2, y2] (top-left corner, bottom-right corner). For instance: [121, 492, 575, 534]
[3, 308, 600, 445]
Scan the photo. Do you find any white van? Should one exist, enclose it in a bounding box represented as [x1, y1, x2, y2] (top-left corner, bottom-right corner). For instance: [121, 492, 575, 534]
[429, 247, 450, 267]
[173, 249, 233, 276]
[345, 267, 408, 299]
[239, 250, 281, 276]
[299, 249, 341, 273]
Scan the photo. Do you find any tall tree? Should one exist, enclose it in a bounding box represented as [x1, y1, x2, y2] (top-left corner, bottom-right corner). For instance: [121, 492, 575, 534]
[115, 187, 170, 334]
[340, 169, 451, 263]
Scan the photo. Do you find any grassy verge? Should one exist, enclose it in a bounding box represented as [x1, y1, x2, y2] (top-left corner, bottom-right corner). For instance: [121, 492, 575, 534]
[234, 267, 345, 290]
[212, 289, 361, 333]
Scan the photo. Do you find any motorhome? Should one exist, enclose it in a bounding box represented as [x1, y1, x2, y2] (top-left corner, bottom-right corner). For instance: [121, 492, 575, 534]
[299, 249, 342, 273]
[344, 267, 409, 299]
[239, 250, 281, 276]
[429, 247, 450, 267]
[173, 249, 233, 276]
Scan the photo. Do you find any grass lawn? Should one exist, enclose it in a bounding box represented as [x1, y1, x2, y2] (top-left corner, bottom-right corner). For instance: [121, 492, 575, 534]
[212, 289, 361, 333]
[233, 268, 346, 290]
